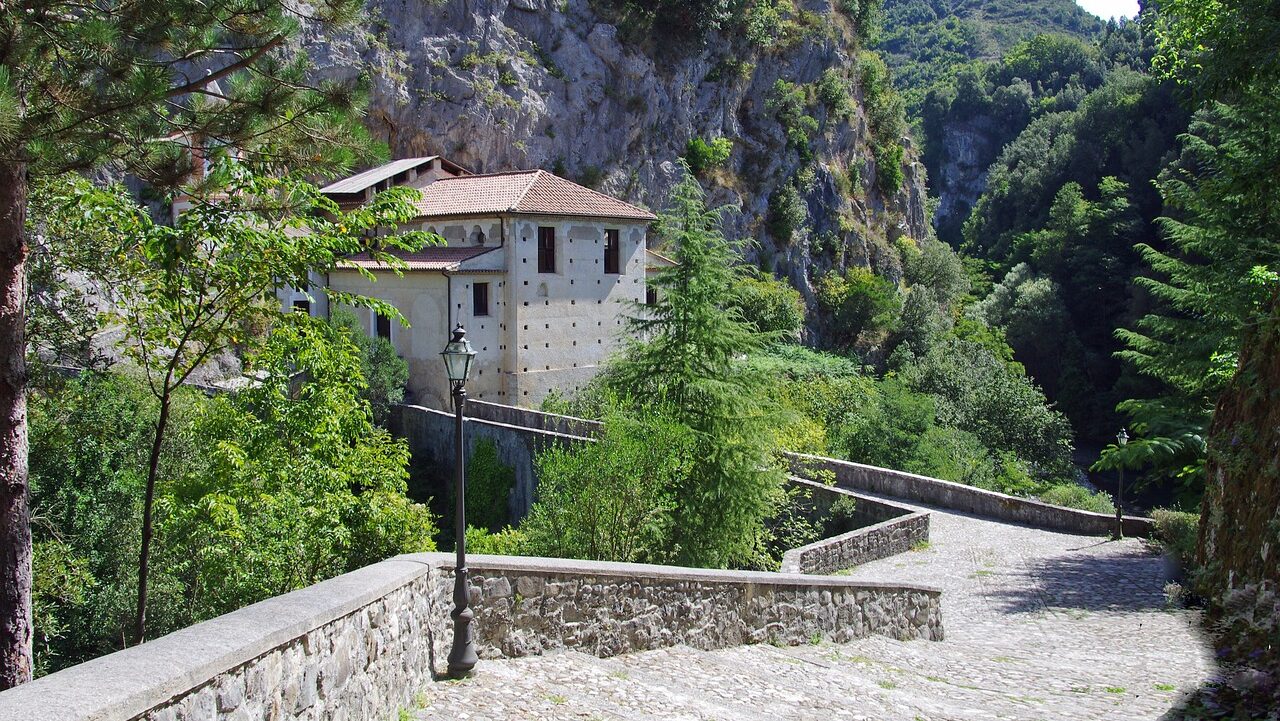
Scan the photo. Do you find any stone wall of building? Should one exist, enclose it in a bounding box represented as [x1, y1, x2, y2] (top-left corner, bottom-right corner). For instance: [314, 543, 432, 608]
[780, 480, 931, 576]
[0, 554, 941, 721]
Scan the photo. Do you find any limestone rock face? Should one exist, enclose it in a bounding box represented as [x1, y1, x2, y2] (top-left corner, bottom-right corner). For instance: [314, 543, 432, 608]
[301, 0, 929, 316]
[929, 116, 1000, 244]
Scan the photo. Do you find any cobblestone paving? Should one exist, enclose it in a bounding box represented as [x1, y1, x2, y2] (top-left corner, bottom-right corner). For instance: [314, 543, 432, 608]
[414, 505, 1215, 720]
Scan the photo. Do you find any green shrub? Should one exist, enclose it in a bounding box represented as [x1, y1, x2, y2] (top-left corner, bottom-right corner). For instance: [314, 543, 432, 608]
[816, 266, 902, 348]
[729, 273, 805, 338]
[1038, 483, 1116, 514]
[745, 0, 781, 48]
[874, 142, 906, 194]
[329, 309, 408, 425]
[521, 412, 695, 563]
[576, 165, 604, 189]
[684, 136, 733, 175]
[466, 439, 516, 532]
[768, 181, 807, 243]
[816, 68, 853, 116]
[465, 525, 530, 556]
[768, 79, 819, 160]
[1151, 508, 1200, 569]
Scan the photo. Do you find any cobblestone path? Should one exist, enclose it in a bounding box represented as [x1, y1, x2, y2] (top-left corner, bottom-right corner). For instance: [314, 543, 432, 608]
[415, 505, 1215, 720]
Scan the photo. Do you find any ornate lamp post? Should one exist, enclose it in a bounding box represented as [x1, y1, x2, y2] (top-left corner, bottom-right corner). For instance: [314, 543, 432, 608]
[441, 324, 478, 678]
[1114, 428, 1129, 540]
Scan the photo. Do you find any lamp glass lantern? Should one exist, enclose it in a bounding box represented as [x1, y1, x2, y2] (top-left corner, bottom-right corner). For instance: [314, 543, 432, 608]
[441, 325, 477, 384]
[1117, 428, 1129, 447]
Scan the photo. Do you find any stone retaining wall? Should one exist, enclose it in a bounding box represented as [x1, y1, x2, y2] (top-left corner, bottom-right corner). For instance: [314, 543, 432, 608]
[788, 453, 1155, 537]
[780, 480, 931, 575]
[465, 400, 603, 438]
[0, 554, 941, 721]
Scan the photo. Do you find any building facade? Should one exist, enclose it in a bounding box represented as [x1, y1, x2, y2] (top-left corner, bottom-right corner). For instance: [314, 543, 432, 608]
[290, 160, 656, 410]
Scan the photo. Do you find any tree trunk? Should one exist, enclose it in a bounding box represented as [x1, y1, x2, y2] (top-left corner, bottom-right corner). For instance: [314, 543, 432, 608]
[0, 160, 31, 689]
[134, 391, 171, 645]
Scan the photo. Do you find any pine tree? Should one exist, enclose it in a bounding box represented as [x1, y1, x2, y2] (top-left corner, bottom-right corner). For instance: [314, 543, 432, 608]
[0, 0, 375, 687]
[609, 165, 785, 569]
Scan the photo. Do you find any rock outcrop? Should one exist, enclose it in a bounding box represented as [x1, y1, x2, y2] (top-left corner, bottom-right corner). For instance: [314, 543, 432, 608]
[302, 0, 930, 313]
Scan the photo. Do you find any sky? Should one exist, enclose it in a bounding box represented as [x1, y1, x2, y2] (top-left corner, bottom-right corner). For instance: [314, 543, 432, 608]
[1075, 0, 1141, 20]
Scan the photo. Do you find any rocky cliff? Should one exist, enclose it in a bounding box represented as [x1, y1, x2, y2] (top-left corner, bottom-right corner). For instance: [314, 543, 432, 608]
[302, 0, 930, 310]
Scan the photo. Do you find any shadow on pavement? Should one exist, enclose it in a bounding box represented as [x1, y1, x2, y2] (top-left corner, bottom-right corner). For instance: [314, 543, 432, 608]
[987, 542, 1171, 613]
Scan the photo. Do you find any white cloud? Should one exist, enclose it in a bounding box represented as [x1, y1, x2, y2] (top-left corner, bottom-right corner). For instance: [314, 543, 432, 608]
[1075, 0, 1140, 20]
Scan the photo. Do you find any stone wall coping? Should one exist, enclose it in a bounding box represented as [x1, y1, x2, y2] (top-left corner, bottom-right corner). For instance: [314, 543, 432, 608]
[465, 399, 604, 435]
[787, 451, 1154, 533]
[401, 403, 596, 443]
[431, 553, 943, 595]
[0, 556, 443, 721]
[783, 511, 930, 560]
[787, 476, 919, 515]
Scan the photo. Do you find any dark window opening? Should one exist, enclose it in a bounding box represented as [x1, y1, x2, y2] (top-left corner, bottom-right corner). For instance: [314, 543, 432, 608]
[376, 313, 392, 340]
[604, 229, 620, 274]
[537, 227, 556, 273]
[646, 287, 658, 306]
[473, 282, 490, 316]
[292, 298, 311, 314]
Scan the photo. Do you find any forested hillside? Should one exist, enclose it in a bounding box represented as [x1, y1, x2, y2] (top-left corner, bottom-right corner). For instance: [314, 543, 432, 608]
[879, 0, 1103, 109]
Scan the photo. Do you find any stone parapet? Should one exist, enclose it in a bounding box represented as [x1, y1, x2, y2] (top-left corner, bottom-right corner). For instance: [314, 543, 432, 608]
[787, 452, 1155, 537]
[0, 554, 941, 721]
[780, 479, 930, 575]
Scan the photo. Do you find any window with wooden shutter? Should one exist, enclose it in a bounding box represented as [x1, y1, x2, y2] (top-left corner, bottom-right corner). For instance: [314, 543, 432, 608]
[604, 229, 620, 274]
[538, 227, 556, 273]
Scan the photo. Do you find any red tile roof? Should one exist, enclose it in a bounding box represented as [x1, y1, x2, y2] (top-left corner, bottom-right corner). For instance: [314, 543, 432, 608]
[340, 246, 500, 271]
[413, 170, 656, 222]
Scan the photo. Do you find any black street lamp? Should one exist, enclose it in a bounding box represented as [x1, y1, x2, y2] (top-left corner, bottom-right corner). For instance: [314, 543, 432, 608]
[441, 324, 478, 678]
[1114, 428, 1129, 540]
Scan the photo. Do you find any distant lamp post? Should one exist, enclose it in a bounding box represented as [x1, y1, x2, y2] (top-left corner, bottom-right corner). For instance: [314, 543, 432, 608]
[441, 324, 478, 677]
[1114, 428, 1129, 540]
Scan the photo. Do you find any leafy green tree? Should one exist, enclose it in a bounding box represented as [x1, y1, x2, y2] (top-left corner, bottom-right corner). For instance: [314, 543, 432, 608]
[522, 412, 694, 563]
[46, 164, 432, 643]
[329, 310, 410, 426]
[816, 266, 902, 350]
[464, 440, 516, 533]
[160, 316, 435, 619]
[0, 0, 377, 685]
[610, 166, 786, 568]
[899, 337, 1076, 481]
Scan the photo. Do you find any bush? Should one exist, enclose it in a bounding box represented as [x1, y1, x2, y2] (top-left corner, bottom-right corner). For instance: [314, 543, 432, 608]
[768, 79, 819, 160]
[1152, 508, 1200, 571]
[684, 136, 733, 175]
[521, 412, 695, 563]
[744, 0, 781, 48]
[730, 273, 805, 338]
[466, 439, 516, 532]
[874, 142, 906, 194]
[816, 68, 853, 116]
[1038, 483, 1116, 514]
[465, 526, 530, 556]
[816, 266, 902, 348]
[330, 309, 408, 425]
[768, 181, 807, 243]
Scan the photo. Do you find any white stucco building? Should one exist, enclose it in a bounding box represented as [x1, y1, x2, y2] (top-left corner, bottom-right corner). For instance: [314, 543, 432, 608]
[286, 157, 658, 409]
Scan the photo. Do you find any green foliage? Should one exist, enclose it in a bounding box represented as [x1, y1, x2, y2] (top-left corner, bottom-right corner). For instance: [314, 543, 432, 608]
[464, 526, 530, 556]
[745, 0, 783, 48]
[329, 310, 409, 426]
[729, 272, 806, 339]
[523, 412, 694, 563]
[1150, 508, 1200, 571]
[609, 165, 787, 568]
[859, 50, 907, 145]
[1037, 483, 1116, 514]
[767, 181, 807, 243]
[465, 439, 516, 533]
[816, 267, 902, 349]
[897, 337, 1075, 481]
[684, 136, 733, 175]
[873, 142, 905, 193]
[28, 326, 433, 673]
[816, 69, 854, 116]
[767, 79, 820, 161]
[163, 316, 436, 615]
[0, 0, 376, 186]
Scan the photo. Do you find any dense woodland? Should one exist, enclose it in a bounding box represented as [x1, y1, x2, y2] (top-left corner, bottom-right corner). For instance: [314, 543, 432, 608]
[1, 0, 1276, 715]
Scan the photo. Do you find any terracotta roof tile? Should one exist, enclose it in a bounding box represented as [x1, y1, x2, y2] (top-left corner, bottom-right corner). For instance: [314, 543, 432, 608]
[413, 170, 656, 221]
